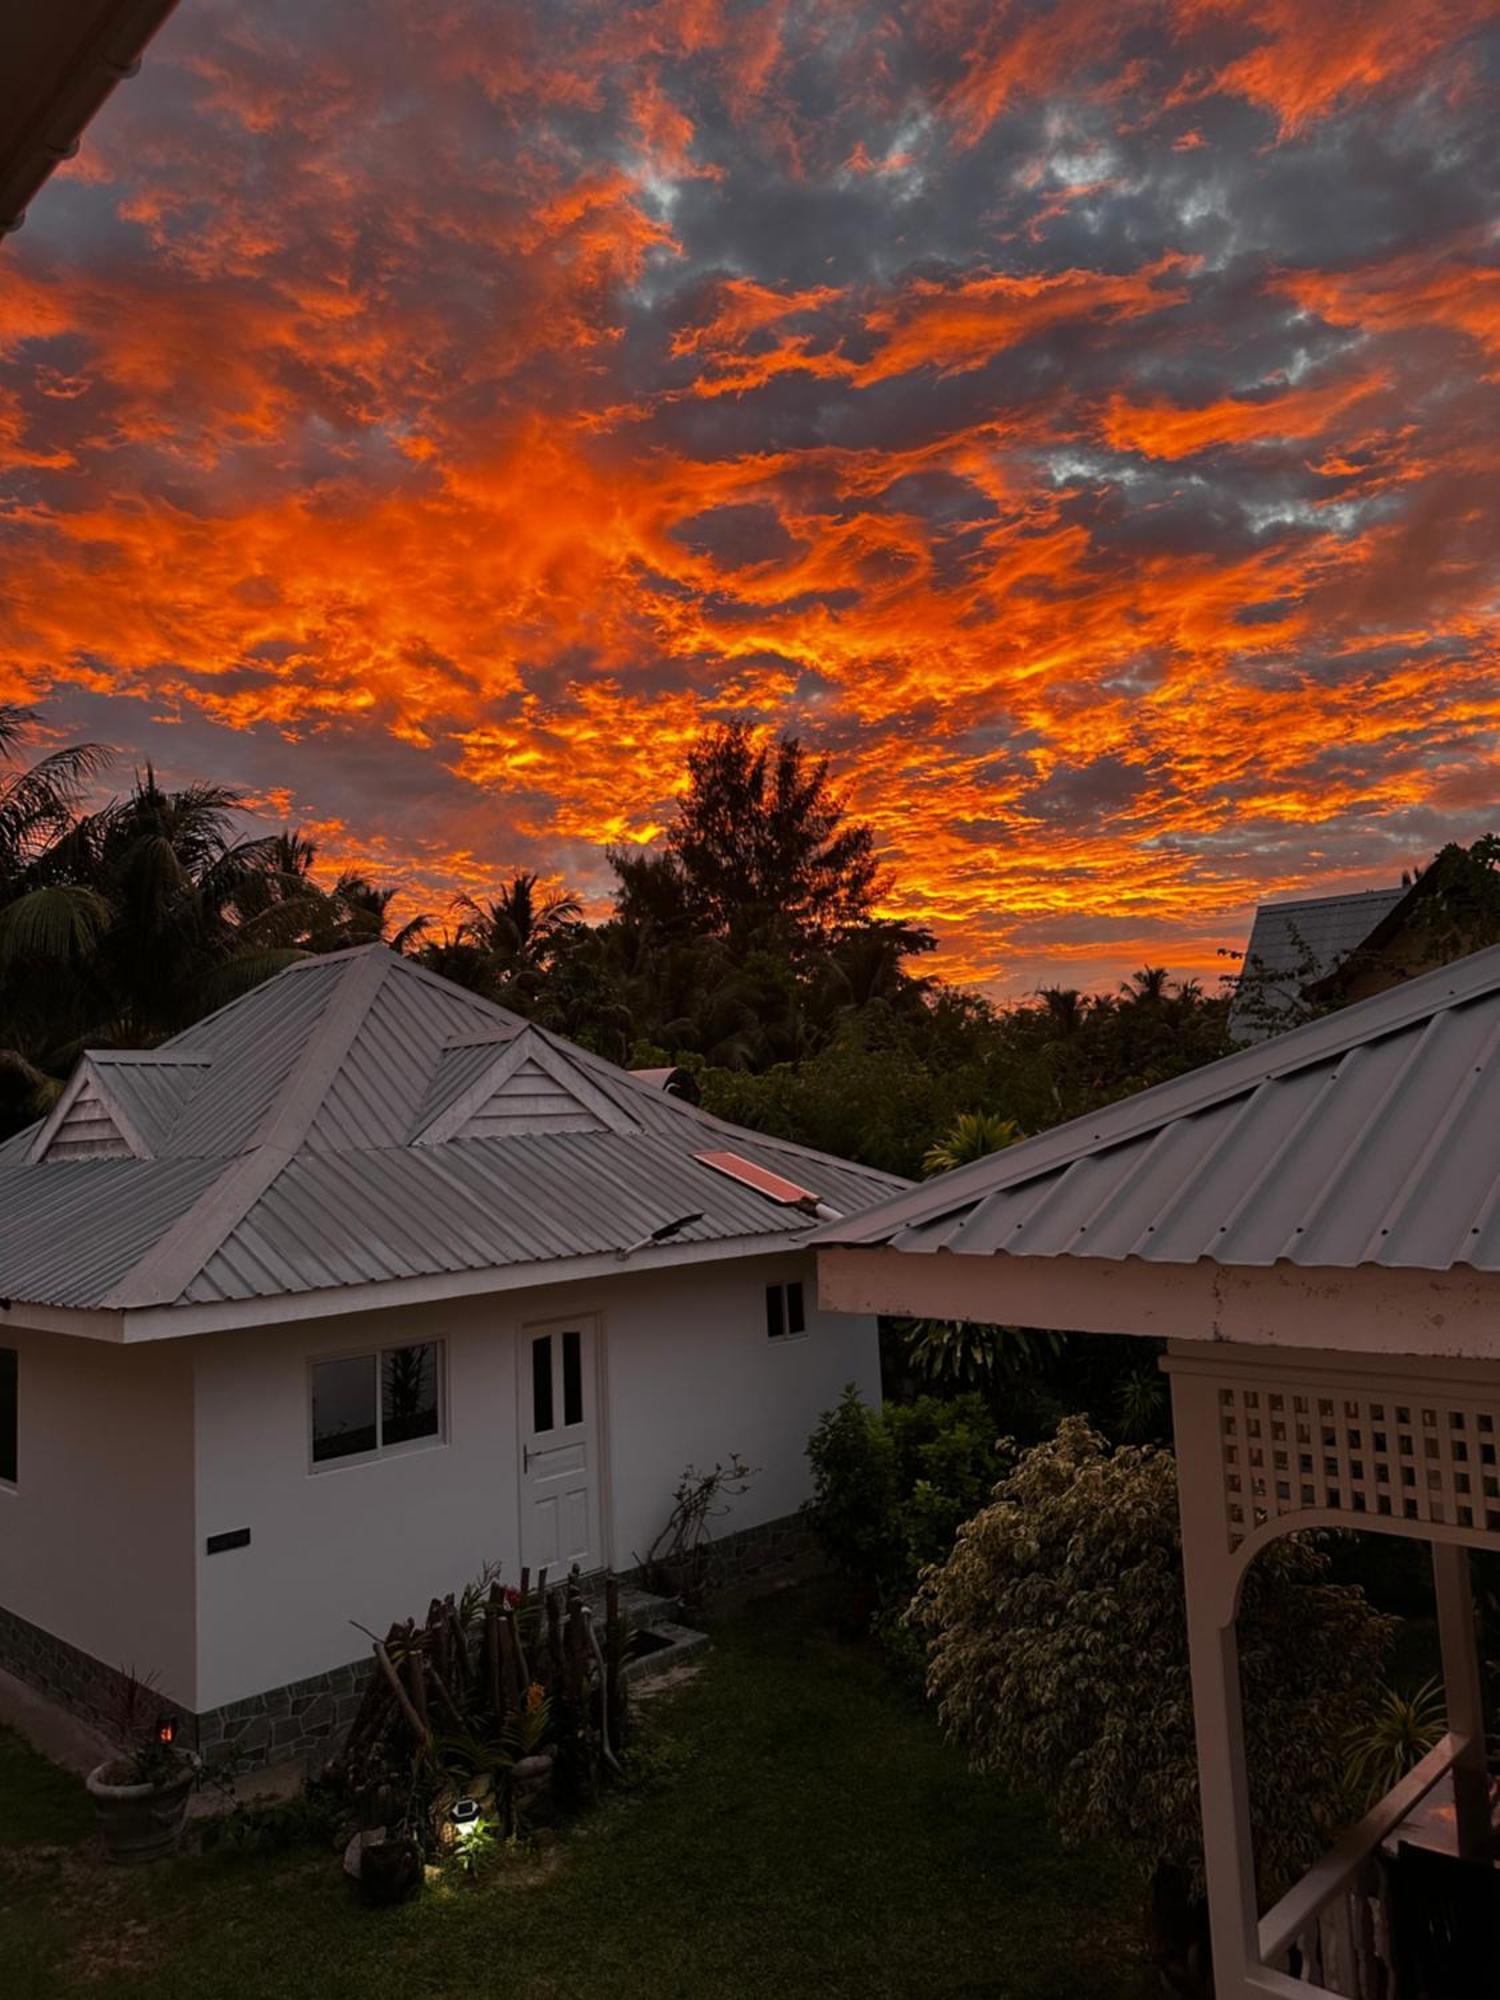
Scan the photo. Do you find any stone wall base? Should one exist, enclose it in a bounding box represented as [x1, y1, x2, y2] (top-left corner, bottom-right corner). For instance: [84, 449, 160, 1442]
[613, 1506, 817, 1595]
[0, 1510, 812, 1775]
[0, 1598, 371, 1775]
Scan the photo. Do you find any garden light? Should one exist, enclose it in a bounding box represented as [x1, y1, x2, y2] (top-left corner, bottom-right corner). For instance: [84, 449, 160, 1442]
[449, 1797, 482, 1833]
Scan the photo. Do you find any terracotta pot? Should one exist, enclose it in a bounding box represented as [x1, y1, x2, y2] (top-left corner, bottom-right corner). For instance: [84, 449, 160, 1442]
[86, 1757, 196, 1865]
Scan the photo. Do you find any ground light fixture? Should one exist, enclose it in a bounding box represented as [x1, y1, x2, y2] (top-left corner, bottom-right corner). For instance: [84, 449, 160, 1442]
[449, 1797, 482, 1833]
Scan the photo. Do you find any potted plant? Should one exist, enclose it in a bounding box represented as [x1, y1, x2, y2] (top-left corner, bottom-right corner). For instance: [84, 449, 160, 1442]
[86, 1669, 199, 1865]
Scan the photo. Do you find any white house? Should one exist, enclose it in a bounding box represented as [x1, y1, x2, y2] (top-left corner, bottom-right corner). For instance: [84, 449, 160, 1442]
[0, 945, 894, 1763]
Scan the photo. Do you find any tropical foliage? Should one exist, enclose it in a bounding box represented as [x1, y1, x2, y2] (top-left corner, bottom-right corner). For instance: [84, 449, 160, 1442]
[0, 708, 415, 1130]
[908, 1419, 1396, 1899]
[804, 1387, 1006, 1670]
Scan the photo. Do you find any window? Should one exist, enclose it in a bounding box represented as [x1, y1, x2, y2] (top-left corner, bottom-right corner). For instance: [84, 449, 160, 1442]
[0, 1347, 15, 1485]
[311, 1341, 441, 1466]
[765, 1281, 807, 1342]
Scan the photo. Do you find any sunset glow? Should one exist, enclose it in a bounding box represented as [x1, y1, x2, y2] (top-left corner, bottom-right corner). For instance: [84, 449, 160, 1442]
[3, 0, 1499, 992]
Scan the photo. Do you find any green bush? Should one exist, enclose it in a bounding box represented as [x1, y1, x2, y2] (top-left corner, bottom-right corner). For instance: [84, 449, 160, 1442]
[805, 1386, 1007, 1652]
[910, 1417, 1397, 1900]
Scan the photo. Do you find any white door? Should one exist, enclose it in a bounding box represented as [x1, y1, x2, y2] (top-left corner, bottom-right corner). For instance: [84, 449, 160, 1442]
[518, 1316, 600, 1575]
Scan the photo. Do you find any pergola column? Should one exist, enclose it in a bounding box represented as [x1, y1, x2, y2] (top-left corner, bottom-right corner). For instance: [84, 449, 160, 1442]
[1432, 1542, 1491, 1857]
[1171, 1366, 1264, 2000]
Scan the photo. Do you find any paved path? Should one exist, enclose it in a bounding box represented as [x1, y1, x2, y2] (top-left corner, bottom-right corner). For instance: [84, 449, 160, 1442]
[0, 1663, 111, 1776]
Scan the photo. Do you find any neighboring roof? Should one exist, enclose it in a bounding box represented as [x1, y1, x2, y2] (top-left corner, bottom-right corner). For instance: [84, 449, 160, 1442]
[1228, 887, 1403, 1042]
[0, 947, 904, 1315]
[0, 0, 180, 237]
[818, 944, 1500, 1275]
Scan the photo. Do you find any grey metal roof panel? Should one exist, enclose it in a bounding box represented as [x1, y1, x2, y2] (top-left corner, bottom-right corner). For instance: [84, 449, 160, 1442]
[90, 1054, 212, 1153]
[1230, 887, 1404, 1041]
[1, 946, 903, 1312]
[179, 1126, 890, 1306]
[164, 958, 347, 1157]
[821, 943, 1500, 1275]
[0, 1154, 227, 1308]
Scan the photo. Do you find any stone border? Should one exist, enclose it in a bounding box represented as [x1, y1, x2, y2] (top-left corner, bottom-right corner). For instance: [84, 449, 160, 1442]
[195, 1656, 372, 1768]
[613, 1507, 817, 1594]
[0, 1599, 369, 1774]
[0, 1509, 812, 1775]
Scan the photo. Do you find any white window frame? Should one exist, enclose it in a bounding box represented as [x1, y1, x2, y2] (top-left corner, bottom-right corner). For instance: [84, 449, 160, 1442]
[765, 1280, 808, 1343]
[307, 1338, 447, 1474]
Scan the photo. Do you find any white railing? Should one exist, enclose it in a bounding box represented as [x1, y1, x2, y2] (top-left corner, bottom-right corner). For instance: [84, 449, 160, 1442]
[1256, 1733, 1470, 1998]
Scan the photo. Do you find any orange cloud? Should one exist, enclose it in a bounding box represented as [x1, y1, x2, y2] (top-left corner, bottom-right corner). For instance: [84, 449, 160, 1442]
[1099, 370, 1388, 459]
[856, 254, 1193, 383]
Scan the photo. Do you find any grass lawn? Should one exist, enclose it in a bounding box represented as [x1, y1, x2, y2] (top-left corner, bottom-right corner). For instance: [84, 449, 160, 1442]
[0, 1587, 1149, 1999]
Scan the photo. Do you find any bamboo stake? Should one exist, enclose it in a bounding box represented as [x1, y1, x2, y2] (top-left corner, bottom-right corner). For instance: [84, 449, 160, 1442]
[374, 1638, 431, 1748]
[486, 1585, 504, 1725]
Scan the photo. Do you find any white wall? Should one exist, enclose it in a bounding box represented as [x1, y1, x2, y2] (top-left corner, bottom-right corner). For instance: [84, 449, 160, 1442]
[192, 1301, 521, 1710]
[599, 1251, 880, 1570]
[0, 1325, 197, 1706]
[191, 1250, 879, 1708]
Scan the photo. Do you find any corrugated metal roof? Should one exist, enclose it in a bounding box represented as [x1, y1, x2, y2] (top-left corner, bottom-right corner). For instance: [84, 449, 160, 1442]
[0, 1154, 229, 1308]
[820, 944, 1500, 1275]
[1229, 887, 1403, 1042]
[0, 947, 904, 1314]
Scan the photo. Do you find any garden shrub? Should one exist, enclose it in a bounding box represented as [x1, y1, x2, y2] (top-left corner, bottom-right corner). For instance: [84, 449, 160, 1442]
[805, 1386, 1007, 1662]
[909, 1416, 1397, 1902]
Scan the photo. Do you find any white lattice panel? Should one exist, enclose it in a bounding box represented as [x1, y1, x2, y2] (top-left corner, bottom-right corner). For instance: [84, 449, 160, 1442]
[1217, 1380, 1500, 1550]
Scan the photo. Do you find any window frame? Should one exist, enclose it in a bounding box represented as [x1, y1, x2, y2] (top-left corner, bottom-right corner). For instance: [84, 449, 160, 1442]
[307, 1337, 446, 1473]
[0, 1345, 16, 1489]
[764, 1279, 809, 1344]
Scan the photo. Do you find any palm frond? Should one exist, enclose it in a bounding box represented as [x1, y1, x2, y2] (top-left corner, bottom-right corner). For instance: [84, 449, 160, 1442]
[0, 883, 113, 964]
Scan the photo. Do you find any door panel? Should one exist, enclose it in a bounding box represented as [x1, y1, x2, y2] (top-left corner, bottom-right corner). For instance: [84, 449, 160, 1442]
[519, 1317, 599, 1574]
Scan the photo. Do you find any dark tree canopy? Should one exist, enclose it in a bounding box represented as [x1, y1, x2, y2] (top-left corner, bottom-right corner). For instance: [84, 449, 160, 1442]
[616, 723, 888, 957]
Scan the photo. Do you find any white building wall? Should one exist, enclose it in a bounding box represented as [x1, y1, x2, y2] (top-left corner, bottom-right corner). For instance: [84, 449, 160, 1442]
[191, 1249, 878, 1709]
[0, 1324, 198, 1707]
[598, 1251, 878, 1571]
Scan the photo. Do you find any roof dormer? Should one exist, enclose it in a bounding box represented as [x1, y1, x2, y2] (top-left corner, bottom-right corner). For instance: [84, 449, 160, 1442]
[412, 1027, 639, 1145]
[26, 1051, 212, 1164]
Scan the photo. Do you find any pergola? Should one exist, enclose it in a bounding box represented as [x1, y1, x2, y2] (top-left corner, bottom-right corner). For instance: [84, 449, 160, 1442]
[819, 947, 1500, 1999]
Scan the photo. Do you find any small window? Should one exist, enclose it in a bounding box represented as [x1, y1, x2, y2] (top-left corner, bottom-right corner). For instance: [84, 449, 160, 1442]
[532, 1334, 554, 1433]
[562, 1330, 583, 1428]
[312, 1342, 442, 1467]
[0, 1347, 15, 1485]
[765, 1282, 808, 1342]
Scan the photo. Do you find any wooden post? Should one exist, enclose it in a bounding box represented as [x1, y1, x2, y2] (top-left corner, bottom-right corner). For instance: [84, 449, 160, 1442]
[404, 1625, 430, 1735]
[375, 1637, 431, 1750]
[486, 1585, 504, 1725]
[1432, 1541, 1491, 1859]
[1167, 1359, 1264, 2000]
[546, 1587, 564, 1687]
[605, 1575, 626, 1748]
[501, 1611, 525, 1705]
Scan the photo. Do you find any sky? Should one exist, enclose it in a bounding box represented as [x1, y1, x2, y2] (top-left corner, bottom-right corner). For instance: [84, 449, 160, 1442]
[2, 0, 1499, 996]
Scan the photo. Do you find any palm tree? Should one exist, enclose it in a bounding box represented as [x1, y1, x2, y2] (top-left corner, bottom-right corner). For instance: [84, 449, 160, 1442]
[922, 1109, 1025, 1176]
[1038, 985, 1086, 1035]
[454, 873, 583, 974]
[1122, 966, 1172, 1004]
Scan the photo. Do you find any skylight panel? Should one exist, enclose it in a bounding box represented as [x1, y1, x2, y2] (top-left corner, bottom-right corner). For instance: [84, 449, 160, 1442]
[694, 1150, 821, 1212]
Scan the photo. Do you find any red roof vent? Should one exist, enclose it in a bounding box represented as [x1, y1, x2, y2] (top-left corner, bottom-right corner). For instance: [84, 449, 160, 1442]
[695, 1150, 821, 1212]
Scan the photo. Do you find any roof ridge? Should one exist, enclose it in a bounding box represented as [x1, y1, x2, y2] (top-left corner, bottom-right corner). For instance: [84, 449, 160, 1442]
[1255, 886, 1402, 912]
[820, 942, 1500, 1245]
[102, 948, 395, 1308]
